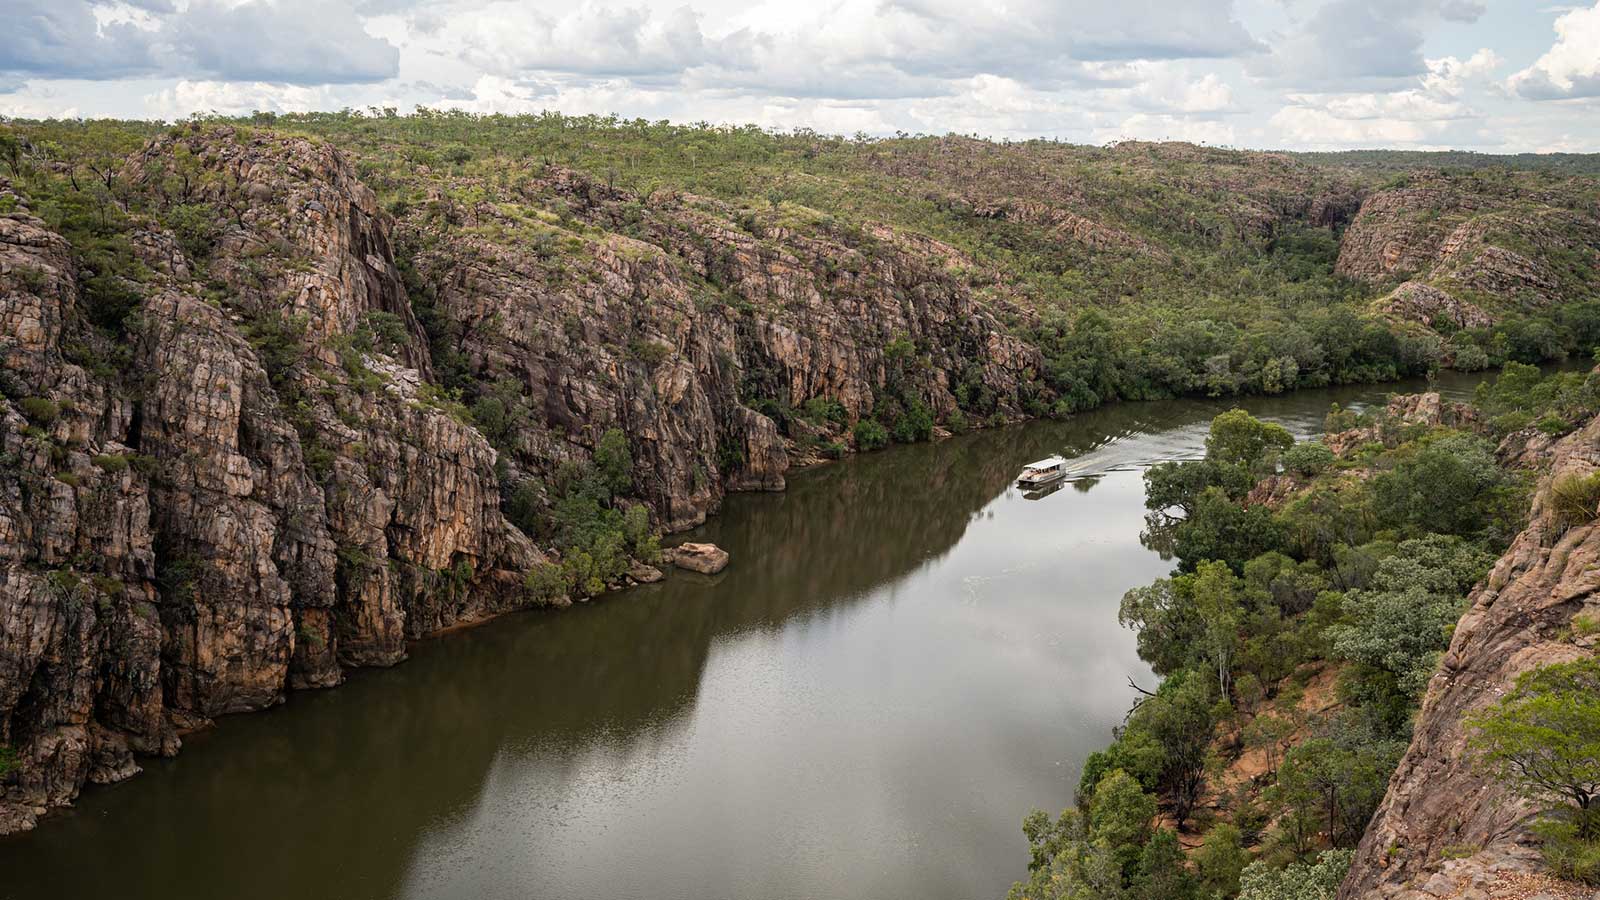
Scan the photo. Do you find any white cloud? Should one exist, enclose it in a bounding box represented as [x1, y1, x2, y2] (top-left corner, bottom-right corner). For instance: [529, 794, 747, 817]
[453, 2, 716, 79]
[1508, 2, 1600, 100]
[1422, 49, 1502, 97]
[1248, 0, 1498, 89]
[0, 0, 1594, 153]
[1125, 63, 1237, 113]
[1268, 105, 1432, 146]
[143, 80, 346, 117]
[440, 0, 1261, 101]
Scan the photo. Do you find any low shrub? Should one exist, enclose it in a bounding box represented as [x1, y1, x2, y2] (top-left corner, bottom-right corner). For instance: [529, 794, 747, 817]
[20, 396, 59, 425]
[91, 453, 129, 473]
[1534, 818, 1600, 885]
[853, 419, 888, 451]
[1283, 441, 1336, 477]
[1549, 472, 1600, 529]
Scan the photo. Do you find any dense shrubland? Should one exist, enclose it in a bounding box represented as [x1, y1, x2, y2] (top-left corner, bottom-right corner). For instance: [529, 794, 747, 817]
[1011, 367, 1600, 900]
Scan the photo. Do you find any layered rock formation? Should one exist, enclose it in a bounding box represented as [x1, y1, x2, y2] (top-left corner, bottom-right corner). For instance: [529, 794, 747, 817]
[0, 129, 540, 831]
[1337, 172, 1600, 330]
[1339, 414, 1600, 898]
[399, 166, 1044, 531]
[0, 125, 1045, 831]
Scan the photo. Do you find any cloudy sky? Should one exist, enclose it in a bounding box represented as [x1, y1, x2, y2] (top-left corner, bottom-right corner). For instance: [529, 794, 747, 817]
[4, 0, 1599, 151]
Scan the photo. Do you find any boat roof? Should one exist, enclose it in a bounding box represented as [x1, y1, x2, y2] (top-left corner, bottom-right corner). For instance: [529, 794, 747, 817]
[1023, 456, 1067, 469]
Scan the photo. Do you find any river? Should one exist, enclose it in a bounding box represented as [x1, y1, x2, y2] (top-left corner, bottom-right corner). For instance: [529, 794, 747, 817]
[0, 373, 1494, 900]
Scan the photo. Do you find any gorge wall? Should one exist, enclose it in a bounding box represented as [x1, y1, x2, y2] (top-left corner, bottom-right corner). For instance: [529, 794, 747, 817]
[0, 127, 1041, 832]
[2, 122, 1599, 850]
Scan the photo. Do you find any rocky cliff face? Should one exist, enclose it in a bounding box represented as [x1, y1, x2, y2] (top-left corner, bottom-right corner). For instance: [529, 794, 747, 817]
[0, 129, 544, 832]
[1339, 414, 1600, 899]
[1336, 172, 1600, 333]
[399, 166, 1043, 530]
[0, 126, 1045, 831]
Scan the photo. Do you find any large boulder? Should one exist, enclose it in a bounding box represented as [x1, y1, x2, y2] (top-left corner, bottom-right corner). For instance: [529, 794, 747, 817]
[670, 542, 729, 575]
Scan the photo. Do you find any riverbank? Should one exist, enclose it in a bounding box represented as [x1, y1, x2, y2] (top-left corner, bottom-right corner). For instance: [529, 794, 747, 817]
[0, 373, 1510, 900]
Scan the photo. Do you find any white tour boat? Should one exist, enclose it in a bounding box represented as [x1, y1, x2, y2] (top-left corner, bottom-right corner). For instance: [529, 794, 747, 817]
[1017, 456, 1068, 487]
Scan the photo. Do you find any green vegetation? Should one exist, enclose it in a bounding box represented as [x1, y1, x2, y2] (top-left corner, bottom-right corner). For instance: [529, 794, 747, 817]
[852, 419, 889, 452]
[1473, 361, 1600, 436]
[1235, 850, 1353, 900]
[19, 396, 59, 425]
[0, 743, 15, 779]
[1015, 374, 1556, 898]
[1550, 473, 1600, 529]
[1469, 657, 1600, 884]
[517, 428, 659, 599]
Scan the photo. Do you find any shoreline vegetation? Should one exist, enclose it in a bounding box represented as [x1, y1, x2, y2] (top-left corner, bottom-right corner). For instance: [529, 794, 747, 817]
[1010, 362, 1600, 900]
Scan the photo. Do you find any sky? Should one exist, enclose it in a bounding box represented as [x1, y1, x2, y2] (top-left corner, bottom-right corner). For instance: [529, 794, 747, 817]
[2, 0, 1599, 152]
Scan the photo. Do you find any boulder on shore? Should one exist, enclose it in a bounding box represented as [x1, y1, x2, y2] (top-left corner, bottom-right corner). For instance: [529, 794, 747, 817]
[627, 562, 665, 584]
[670, 542, 730, 575]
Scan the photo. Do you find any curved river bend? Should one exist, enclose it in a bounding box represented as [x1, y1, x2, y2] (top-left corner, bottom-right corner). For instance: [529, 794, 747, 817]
[0, 375, 1490, 900]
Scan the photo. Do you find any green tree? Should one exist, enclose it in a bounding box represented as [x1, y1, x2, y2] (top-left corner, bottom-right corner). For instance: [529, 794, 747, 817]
[1275, 734, 1402, 849]
[1173, 488, 1285, 573]
[1371, 433, 1511, 537]
[1134, 828, 1196, 900]
[594, 427, 634, 498]
[1090, 769, 1158, 877]
[1128, 671, 1216, 829]
[1206, 409, 1293, 471]
[1468, 657, 1600, 839]
[1145, 459, 1254, 520]
[1119, 577, 1205, 677]
[1282, 441, 1335, 477]
[1192, 561, 1243, 696]
[1244, 713, 1296, 781]
[1195, 822, 1250, 898]
[1327, 536, 1493, 706]
[853, 418, 889, 451]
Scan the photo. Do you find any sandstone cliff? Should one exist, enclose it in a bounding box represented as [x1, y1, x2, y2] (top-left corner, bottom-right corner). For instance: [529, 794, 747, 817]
[1336, 172, 1600, 336]
[1339, 414, 1600, 898]
[0, 125, 1045, 831]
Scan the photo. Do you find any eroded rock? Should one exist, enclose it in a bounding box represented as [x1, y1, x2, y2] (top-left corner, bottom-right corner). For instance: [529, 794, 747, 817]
[670, 542, 730, 575]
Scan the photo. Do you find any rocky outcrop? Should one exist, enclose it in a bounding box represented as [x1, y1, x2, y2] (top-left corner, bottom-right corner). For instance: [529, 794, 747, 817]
[1337, 173, 1600, 328]
[1378, 281, 1493, 330]
[1335, 184, 1474, 282]
[0, 129, 546, 832]
[400, 167, 1044, 531]
[1339, 415, 1600, 899]
[1324, 392, 1477, 456]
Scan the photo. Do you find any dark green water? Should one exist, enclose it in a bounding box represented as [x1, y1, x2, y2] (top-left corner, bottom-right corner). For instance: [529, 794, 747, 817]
[0, 374, 1492, 900]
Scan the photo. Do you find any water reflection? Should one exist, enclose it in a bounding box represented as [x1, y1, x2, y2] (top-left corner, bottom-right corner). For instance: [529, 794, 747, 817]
[0, 372, 1495, 900]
